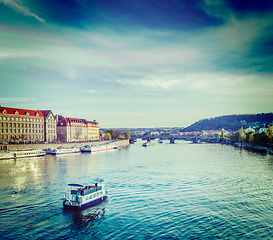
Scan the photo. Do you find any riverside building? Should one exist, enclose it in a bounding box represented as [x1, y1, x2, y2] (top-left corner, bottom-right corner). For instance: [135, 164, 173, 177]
[0, 105, 57, 143]
[56, 115, 99, 142]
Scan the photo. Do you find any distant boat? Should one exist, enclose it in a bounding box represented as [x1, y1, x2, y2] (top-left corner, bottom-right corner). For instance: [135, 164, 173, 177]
[192, 138, 202, 144]
[158, 139, 163, 144]
[51, 147, 80, 155]
[0, 149, 45, 160]
[80, 142, 118, 153]
[44, 148, 55, 154]
[143, 141, 153, 147]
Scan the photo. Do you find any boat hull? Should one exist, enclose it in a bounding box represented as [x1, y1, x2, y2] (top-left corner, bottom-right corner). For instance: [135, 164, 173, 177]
[63, 195, 107, 209]
[52, 148, 80, 155]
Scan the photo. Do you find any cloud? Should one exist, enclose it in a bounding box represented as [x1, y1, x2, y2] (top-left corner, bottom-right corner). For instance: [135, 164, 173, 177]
[0, 97, 36, 103]
[0, 0, 45, 23]
[116, 72, 273, 97]
[78, 89, 99, 94]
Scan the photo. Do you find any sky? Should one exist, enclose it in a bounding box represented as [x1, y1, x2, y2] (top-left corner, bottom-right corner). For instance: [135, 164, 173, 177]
[0, 0, 273, 128]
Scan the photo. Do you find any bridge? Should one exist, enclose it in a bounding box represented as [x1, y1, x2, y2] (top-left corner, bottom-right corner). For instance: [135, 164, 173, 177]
[130, 135, 227, 144]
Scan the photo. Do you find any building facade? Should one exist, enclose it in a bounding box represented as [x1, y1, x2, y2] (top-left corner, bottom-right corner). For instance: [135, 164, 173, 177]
[0, 105, 57, 143]
[57, 115, 99, 142]
[41, 110, 57, 142]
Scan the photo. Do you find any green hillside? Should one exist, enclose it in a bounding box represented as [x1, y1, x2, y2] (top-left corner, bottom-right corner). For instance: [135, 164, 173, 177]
[182, 113, 273, 132]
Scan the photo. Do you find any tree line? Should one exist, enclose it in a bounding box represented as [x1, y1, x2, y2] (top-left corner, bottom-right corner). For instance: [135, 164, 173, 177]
[230, 126, 273, 146]
[103, 129, 130, 140]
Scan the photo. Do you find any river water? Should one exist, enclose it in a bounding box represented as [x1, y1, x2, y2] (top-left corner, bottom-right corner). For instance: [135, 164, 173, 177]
[1, 141, 273, 239]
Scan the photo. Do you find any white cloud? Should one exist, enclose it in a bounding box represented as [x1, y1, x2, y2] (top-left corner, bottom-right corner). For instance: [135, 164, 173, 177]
[0, 97, 36, 103]
[0, 0, 45, 23]
[78, 89, 99, 93]
[116, 73, 273, 97]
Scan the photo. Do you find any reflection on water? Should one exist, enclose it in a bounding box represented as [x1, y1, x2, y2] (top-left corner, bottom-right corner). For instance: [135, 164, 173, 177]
[63, 200, 107, 232]
[1, 141, 273, 239]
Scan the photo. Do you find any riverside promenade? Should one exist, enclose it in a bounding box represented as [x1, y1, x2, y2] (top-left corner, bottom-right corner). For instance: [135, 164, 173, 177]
[0, 139, 129, 152]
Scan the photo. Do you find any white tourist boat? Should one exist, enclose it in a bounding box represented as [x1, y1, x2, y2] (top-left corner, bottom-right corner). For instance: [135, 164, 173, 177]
[80, 142, 118, 153]
[51, 147, 80, 155]
[63, 179, 107, 209]
[0, 149, 45, 160]
[44, 148, 56, 154]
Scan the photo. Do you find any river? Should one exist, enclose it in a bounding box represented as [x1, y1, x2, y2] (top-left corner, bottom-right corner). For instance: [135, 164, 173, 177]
[0, 140, 273, 239]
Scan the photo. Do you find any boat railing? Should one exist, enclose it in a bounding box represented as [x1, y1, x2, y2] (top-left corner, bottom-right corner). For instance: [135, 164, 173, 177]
[71, 186, 103, 196]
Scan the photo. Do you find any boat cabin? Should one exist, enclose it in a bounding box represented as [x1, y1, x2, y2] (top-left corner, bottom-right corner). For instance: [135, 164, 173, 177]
[68, 179, 104, 196]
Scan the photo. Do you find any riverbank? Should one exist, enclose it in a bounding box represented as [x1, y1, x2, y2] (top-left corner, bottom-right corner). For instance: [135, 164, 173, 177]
[0, 139, 129, 152]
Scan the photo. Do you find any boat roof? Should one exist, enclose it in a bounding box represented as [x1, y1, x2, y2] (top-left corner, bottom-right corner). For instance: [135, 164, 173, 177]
[68, 179, 104, 187]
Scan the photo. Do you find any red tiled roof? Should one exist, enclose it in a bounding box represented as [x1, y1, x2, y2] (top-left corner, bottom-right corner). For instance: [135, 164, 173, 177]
[0, 106, 44, 117]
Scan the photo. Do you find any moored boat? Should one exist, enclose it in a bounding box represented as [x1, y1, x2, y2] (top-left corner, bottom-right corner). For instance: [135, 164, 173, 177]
[143, 141, 153, 147]
[44, 148, 56, 154]
[80, 142, 118, 153]
[63, 179, 107, 209]
[0, 149, 45, 160]
[51, 147, 80, 155]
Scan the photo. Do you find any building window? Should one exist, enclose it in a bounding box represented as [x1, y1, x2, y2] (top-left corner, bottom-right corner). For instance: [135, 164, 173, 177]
[14, 129, 16, 133]
[29, 130, 31, 133]
[13, 123, 16, 127]
[10, 129, 12, 133]
[29, 124, 31, 128]
[9, 123, 12, 127]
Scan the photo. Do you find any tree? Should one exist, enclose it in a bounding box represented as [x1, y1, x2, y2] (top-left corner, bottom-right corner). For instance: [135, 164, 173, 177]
[105, 132, 111, 140]
[113, 129, 122, 139]
[221, 129, 225, 138]
[214, 132, 220, 138]
[118, 135, 125, 140]
[268, 126, 273, 138]
[75, 131, 80, 141]
[239, 127, 245, 142]
[245, 132, 254, 144]
[123, 131, 131, 139]
[106, 129, 114, 139]
[231, 132, 240, 143]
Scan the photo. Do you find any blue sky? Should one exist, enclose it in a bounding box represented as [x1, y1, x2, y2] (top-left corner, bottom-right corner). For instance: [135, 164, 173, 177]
[0, 0, 273, 128]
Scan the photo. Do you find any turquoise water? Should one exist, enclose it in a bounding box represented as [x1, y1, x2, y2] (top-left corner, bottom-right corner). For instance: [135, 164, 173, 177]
[1, 141, 273, 239]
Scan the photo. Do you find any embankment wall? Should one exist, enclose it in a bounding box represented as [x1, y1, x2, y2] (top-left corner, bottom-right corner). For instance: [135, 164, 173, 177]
[0, 139, 129, 151]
